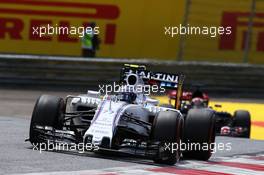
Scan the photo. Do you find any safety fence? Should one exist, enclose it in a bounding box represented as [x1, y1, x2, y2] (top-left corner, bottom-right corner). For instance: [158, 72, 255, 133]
[0, 54, 263, 98]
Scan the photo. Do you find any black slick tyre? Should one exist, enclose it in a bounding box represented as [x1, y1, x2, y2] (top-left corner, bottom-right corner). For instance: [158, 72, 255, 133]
[233, 110, 251, 138]
[151, 111, 183, 165]
[29, 95, 65, 144]
[182, 108, 216, 161]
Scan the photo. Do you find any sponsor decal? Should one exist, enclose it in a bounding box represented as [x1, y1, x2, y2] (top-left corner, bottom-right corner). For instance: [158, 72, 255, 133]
[220, 11, 264, 52]
[0, 0, 120, 44]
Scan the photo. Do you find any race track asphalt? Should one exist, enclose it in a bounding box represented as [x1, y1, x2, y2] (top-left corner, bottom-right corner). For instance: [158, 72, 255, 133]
[0, 89, 263, 175]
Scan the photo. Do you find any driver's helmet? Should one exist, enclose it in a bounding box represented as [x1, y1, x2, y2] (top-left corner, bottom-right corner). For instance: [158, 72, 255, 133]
[191, 97, 206, 108]
[117, 92, 137, 103]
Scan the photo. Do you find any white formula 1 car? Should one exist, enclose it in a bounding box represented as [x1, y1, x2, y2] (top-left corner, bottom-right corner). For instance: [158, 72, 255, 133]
[28, 64, 216, 165]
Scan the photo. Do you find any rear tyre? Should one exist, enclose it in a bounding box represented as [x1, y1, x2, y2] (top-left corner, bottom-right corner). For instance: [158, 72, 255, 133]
[182, 108, 215, 161]
[29, 95, 65, 144]
[233, 110, 251, 138]
[151, 111, 183, 165]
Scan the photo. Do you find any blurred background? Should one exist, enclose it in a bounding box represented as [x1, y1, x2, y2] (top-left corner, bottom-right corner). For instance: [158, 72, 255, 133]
[0, 0, 263, 98]
[0, 0, 263, 62]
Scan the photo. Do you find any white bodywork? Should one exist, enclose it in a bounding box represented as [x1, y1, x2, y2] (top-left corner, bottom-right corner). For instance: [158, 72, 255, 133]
[70, 90, 180, 146]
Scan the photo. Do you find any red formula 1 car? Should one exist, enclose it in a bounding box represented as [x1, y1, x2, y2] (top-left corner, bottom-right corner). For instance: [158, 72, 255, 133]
[164, 89, 251, 138]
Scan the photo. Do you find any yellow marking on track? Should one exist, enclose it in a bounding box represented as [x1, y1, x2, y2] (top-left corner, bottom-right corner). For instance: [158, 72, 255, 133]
[155, 96, 264, 140]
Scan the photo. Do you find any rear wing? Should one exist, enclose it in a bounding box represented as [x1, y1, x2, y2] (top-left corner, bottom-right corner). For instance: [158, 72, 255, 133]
[120, 64, 185, 109]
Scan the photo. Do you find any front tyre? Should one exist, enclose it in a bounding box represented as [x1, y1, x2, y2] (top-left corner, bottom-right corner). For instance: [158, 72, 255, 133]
[29, 95, 65, 145]
[233, 110, 251, 138]
[151, 111, 183, 165]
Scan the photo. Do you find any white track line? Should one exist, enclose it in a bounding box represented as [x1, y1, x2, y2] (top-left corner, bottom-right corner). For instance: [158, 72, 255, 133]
[15, 154, 264, 175]
[176, 160, 262, 175]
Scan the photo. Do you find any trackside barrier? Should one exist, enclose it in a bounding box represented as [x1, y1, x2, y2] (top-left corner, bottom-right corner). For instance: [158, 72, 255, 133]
[0, 54, 264, 98]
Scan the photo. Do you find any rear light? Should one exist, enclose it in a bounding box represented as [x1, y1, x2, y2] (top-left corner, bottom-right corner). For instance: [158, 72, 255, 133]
[221, 126, 230, 135]
[235, 127, 243, 133]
